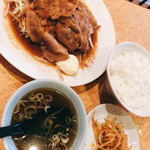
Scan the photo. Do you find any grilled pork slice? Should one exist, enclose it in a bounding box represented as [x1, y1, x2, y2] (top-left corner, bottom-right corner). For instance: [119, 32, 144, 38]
[25, 9, 69, 62]
[42, 32, 69, 63]
[33, 0, 78, 19]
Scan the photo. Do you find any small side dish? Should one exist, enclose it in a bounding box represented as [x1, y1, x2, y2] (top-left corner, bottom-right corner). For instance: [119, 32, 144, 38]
[83, 104, 140, 150]
[92, 112, 131, 150]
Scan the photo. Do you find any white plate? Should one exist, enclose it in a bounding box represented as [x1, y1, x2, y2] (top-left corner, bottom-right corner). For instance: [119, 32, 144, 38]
[0, 0, 115, 86]
[83, 104, 140, 150]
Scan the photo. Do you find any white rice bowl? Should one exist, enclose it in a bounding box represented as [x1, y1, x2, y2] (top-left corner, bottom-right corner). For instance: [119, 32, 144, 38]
[106, 41, 150, 117]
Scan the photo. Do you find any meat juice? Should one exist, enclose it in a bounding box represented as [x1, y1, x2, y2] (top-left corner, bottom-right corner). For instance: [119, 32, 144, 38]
[7, 1, 99, 68]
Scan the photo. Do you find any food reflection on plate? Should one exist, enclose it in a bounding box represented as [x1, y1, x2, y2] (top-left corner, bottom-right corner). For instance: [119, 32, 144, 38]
[3, 0, 100, 78]
[83, 104, 140, 150]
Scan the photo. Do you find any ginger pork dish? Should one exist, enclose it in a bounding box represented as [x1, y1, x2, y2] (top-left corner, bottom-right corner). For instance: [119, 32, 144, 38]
[3, 0, 100, 76]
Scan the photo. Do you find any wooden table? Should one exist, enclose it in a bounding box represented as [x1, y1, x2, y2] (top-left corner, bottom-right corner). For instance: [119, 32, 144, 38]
[0, 0, 150, 149]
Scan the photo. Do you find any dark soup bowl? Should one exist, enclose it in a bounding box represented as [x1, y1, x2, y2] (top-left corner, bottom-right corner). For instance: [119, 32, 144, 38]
[1, 79, 87, 150]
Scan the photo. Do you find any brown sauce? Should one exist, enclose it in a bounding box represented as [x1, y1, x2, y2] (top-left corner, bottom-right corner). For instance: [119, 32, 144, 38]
[8, 15, 43, 57]
[80, 30, 98, 68]
[8, 2, 98, 67]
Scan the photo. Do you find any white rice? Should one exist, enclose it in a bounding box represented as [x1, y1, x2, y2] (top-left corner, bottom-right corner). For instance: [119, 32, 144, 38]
[110, 50, 150, 108]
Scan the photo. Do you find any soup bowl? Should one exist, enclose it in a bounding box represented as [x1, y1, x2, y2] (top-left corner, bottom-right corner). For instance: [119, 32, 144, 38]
[1, 79, 87, 150]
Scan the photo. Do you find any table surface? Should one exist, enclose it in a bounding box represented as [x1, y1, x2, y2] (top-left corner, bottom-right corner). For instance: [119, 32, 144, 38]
[0, 0, 150, 149]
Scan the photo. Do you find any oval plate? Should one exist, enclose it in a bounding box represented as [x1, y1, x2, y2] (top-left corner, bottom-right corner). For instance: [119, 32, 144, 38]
[0, 0, 115, 86]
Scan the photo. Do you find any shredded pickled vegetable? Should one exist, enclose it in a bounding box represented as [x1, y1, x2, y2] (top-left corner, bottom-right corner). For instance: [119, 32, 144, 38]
[92, 111, 131, 150]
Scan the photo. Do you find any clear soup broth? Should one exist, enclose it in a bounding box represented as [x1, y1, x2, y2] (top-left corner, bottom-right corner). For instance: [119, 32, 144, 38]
[11, 88, 78, 150]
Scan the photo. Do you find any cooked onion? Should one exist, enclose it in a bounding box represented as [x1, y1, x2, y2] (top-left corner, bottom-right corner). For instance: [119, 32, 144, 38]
[45, 94, 52, 102]
[28, 93, 36, 100]
[52, 134, 60, 143]
[66, 116, 72, 125]
[60, 134, 69, 144]
[35, 93, 44, 101]
[13, 92, 53, 121]
[44, 106, 51, 113]
[89, 36, 94, 48]
[24, 106, 37, 119]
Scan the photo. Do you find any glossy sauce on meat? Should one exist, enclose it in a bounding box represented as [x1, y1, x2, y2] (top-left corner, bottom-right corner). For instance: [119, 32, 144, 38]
[8, 15, 43, 58]
[8, 1, 99, 67]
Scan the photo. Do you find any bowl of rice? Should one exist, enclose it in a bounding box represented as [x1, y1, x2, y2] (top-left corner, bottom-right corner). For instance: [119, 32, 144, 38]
[106, 41, 150, 117]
